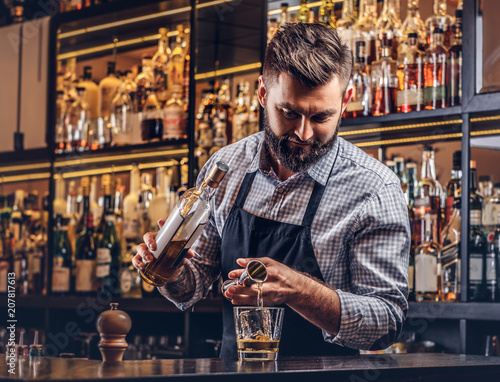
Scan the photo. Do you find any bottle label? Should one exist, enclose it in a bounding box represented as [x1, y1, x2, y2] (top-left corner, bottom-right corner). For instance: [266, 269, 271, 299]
[0, 262, 8, 293]
[415, 253, 437, 292]
[470, 210, 482, 226]
[170, 223, 207, 268]
[469, 254, 483, 283]
[96, 264, 110, 278]
[124, 218, 140, 241]
[396, 89, 423, 107]
[151, 210, 185, 260]
[163, 108, 185, 139]
[483, 203, 499, 227]
[120, 270, 133, 294]
[29, 252, 42, 274]
[76, 259, 96, 292]
[52, 266, 70, 292]
[486, 254, 496, 283]
[14, 259, 22, 278]
[97, 248, 112, 263]
[424, 85, 446, 103]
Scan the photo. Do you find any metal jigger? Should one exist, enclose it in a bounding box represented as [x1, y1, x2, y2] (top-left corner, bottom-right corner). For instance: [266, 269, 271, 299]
[222, 260, 268, 296]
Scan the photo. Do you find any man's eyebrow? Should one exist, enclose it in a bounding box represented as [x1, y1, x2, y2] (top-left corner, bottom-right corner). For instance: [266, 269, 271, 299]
[277, 102, 337, 116]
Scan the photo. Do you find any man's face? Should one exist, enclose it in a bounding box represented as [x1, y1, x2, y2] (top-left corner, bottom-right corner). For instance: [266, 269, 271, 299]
[258, 73, 352, 173]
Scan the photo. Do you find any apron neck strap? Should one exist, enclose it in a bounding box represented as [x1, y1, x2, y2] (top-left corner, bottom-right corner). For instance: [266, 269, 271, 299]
[233, 171, 257, 208]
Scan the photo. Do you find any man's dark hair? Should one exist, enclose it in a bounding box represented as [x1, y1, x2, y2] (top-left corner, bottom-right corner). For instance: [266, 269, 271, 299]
[263, 23, 352, 91]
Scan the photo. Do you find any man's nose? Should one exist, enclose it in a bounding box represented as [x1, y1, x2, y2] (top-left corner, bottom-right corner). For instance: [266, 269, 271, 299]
[294, 116, 314, 142]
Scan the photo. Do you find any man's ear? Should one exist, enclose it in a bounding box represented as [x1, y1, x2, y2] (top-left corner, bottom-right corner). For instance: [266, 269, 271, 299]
[257, 75, 266, 108]
[341, 86, 354, 114]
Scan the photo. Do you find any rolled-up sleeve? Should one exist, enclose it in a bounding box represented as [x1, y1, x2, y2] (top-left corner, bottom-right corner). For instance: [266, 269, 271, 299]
[327, 183, 410, 350]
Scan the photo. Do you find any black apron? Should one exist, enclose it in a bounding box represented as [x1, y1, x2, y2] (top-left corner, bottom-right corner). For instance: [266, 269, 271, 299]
[220, 164, 359, 359]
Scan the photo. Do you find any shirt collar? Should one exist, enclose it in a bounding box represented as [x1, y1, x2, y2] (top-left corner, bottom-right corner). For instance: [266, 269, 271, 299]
[248, 135, 340, 186]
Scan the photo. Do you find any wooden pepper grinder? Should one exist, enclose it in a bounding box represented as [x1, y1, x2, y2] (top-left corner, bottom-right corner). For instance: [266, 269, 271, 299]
[96, 303, 132, 362]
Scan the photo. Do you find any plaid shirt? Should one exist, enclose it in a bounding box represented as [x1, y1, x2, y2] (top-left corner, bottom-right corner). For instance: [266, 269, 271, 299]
[171, 132, 410, 351]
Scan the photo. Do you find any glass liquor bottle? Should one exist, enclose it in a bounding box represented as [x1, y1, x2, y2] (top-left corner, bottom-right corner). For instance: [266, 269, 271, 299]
[68, 87, 90, 152]
[468, 160, 486, 302]
[162, 84, 186, 140]
[483, 183, 500, 231]
[414, 146, 443, 247]
[53, 173, 67, 218]
[424, 27, 448, 110]
[139, 173, 154, 236]
[232, 82, 250, 143]
[135, 54, 155, 109]
[345, 41, 372, 118]
[397, 32, 424, 113]
[89, 176, 101, 228]
[425, 0, 453, 49]
[440, 198, 461, 302]
[123, 164, 141, 246]
[55, 90, 67, 154]
[110, 76, 133, 146]
[97, 179, 121, 296]
[214, 79, 232, 146]
[448, 9, 462, 107]
[139, 161, 229, 287]
[148, 167, 169, 233]
[79, 66, 99, 125]
[75, 211, 97, 296]
[415, 211, 441, 302]
[52, 214, 73, 295]
[353, 0, 377, 65]
[96, 174, 112, 238]
[66, 180, 79, 255]
[141, 88, 163, 142]
[279, 2, 290, 26]
[444, 150, 462, 226]
[399, 0, 427, 57]
[406, 162, 418, 208]
[76, 177, 91, 238]
[248, 86, 260, 136]
[372, 37, 398, 116]
[170, 25, 186, 91]
[375, 0, 402, 61]
[119, 248, 142, 298]
[485, 232, 498, 302]
[318, 0, 335, 28]
[152, 28, 171, 105]
[297, 0, 310, 23]
[336, 0, 356, 55]
[98, 61, 121, 121]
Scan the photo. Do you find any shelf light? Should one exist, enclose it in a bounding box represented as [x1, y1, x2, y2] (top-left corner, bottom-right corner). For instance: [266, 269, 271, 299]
[355, 133, 464, 148]
[267, 1, 341, 16]
[58, 0, 239, 40]
[0, 162, 51, 174]
[54, 148, 188, 168]
[339, 119, 463, 137]
[0, 172, 51, 184]
[195, 62, 262, 80]
[58, 160, 176, 179]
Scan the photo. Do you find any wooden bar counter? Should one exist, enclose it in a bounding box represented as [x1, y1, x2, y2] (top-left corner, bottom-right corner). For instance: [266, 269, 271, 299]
[2, 353, 500, 382]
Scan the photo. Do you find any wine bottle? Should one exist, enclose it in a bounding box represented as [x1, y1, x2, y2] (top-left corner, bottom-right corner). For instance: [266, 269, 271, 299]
[140, 161, 229, 287]
[75, 211, 97, 295]
[52, 214, 73, 295]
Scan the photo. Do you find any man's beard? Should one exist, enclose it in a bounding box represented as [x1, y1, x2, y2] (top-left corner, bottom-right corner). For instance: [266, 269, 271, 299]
[263, 108, 341, 173]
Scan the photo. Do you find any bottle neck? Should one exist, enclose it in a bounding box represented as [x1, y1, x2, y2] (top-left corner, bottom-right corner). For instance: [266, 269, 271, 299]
[342, 0, 355, 17]
[432, 33, 444, 47]
[434, 0, 447, 16]
[130, 169, 140, 194]
[470, 168, 478, 193]
[421, 152, 437, 180]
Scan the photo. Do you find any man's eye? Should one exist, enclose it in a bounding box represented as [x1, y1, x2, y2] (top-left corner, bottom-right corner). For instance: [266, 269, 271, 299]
[313, 116, 330, 123]
[281, 109, 297, 118]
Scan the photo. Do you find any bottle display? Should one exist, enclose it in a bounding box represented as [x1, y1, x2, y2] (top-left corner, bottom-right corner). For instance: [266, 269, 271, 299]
[345, 41, 372, 118]
[140, 161, 229, 287]
[353, 0, 377, 64]
[397, 32, 424, 113]
[372, 37, 398, 116]
[424, 27, 448, 109]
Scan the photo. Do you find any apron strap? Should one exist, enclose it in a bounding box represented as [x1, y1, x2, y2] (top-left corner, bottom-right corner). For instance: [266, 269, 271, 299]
[301, 181, 326, 227]
[233, 171, 257, 208]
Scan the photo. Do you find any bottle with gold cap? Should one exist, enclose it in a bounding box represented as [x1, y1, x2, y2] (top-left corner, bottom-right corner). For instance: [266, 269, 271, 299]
[140, 161, 229, 286]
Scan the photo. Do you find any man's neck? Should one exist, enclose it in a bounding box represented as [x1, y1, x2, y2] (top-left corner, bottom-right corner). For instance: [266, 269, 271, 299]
[266, 145, 297, 182]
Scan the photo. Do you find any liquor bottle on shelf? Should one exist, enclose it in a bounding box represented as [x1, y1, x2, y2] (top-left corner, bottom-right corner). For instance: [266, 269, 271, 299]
[399, 0, 427, 57]
[76, 177, 91, 239]
[152, 28, 171, 105]
[66, 180, 79, 255]
[375, 0, 402, 61]
[279, 2, 290, 26]
[110, 76, 133, 146]
[345, 41, 372, 118]
[297, 0, 310, 23]
[318, 0, 335, 28]
[425, 0, 453, 49]
[55, 90, 67, 153]
[415, 211, 441, 302]
[213, 79, 232, 146]
[63, 57, 77, 101]
[444, 150, 462, 226]
[440, 198, 461, 302]
[139, 161, 229, 287]
[52, 214, 73, 296]
[139, 173, 154, 236]
[448, 9, 462, 107]
[397, 32, 424, 113]
[485, 232, 498, 302]
[406, 162, 418, 208]
[53, 174, 67, 218]
[483, 183, 500, 232]
[135, 54, 155, 111]
[468, 160, 486, 302]
[97, 177, 121, 296]
[113, 178, 125, 245]
[98, 61, 121, 121]
[148, 167, 169, 233]
[123, 164, 141, 246]
[170, 25, 186, 91]
[119, 247, 142, 298]
[141, 88, 163, 142]
[162, 84, 186, 140]
[394, 156, 409, 192]
[232, 82, 250, 143]
[353, 0, 377, 65]
[336, 0, 356, 55]
[96, 174, 112, 238]
[89, 176, 101, 228]
[68, 87, 91, 152]
[197, 91, 215, 152]
[424, 27, 448, 110]
[372, 37, 398, 116]
[75, 210, 97, 296]
[79, 66, 99, 124]
[414, 146, 443, 247]
[248, 86, 260, 137]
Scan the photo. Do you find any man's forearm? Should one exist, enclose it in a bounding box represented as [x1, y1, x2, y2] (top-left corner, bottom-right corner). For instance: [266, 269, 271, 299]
[287, 273, 341, 336]
[157, 264, 196, 303]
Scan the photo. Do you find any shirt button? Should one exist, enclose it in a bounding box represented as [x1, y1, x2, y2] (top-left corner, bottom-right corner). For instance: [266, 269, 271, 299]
[277, 187, 284, 194]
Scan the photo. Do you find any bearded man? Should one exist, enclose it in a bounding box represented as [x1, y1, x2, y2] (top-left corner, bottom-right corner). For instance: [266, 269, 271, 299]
[134, 22, 410, 359]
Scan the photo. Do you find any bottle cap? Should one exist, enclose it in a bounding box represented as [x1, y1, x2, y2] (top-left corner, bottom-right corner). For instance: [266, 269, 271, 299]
[452, 151, 462, 167]
[281, 2, 289, 7]
[408, 32, 418, 39]
[470, 160, 477, 169]
[205, 161, 229, 188]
